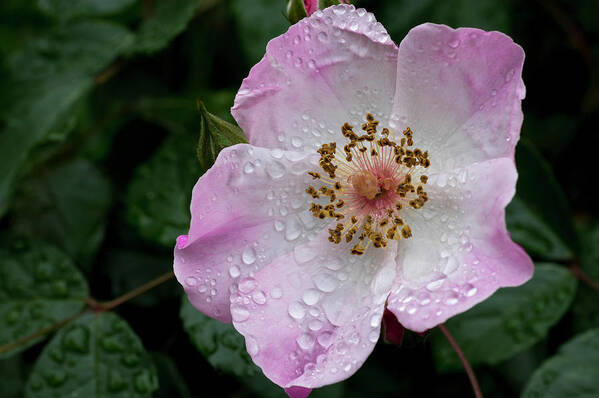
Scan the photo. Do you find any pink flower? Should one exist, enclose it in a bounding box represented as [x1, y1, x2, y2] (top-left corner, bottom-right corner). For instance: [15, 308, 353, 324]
[303, 1, 351, 17]
[174, 4, 533, 396]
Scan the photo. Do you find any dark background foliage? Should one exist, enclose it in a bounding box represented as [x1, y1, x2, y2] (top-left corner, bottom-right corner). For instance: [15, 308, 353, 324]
[0, 0, 598, 397]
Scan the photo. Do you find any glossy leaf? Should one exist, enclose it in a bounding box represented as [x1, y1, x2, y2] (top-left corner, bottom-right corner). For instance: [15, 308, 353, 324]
[231, 0, 288, 64]
[12, 159, 112, 265]
[129, 0, 207, 55]
[126, 134, 202, 247]
[37, 0, 137, 21]
[0, 21, 132, 217]
[431, 263, 577, 371]
[0, 241, 88, 358]
[180, 298, 258, 377]
[522, 329, 599, 398]
[506, 141, 579, 260]
[25, 312, 158, 397]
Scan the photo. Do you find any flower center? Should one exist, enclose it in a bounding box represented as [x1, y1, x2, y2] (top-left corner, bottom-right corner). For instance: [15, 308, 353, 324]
[306, 113, 431, 255]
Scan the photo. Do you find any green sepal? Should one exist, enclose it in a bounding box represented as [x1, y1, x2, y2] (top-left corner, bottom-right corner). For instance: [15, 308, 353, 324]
[319, 0, 341, 9]
[286, 0, 308, 24]
[196, 100, 247, 170]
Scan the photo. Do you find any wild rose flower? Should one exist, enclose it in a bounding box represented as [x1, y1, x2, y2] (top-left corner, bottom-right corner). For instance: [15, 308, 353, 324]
[174, 4, 533, 396]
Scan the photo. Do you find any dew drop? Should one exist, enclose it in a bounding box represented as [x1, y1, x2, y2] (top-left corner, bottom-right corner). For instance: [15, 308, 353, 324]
[242, 247, 256, 265]
[297, 333, 315, 350]
[231, 305, 250, 322]
[302, 289, 321, 305]
[288, 301, 306, 320]
[309, 319, 323, 331]
[229, 265, 241, 278]
[313, 273, 338, 292]
[247, 336, 259, 355]
[185, 276, 197, 287]
[447, 38, 460, 48]
[285, 218, 302, 241]
[252, 290, 267, 304]
[266, 160, 286, 179]
[274, 219, 285, 232]
[317, 331, 333, 347]
[243, 161, 254, 174]
[238, 277, 257, 294]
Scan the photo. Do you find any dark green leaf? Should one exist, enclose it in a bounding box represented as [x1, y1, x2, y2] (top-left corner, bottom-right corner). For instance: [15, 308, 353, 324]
[572, 222, 599, 332]
[379, 0, 511, 43]
[126, 133, 202, 247]
[0, 354, 26, 398]
[506, 141, 579, 260]
[0, 241, 89, 358]
[522, 328, 599, 398]
[431, 263, 577, 371]
[0, 21, 133, 217]
[37, 0, 137, 21]
[12, 159, 112, 265]
[25, 312, 158, 397]
[180, 297, 258, 377]
[129, 0, 208, 55]
[231, 0, 288, 64]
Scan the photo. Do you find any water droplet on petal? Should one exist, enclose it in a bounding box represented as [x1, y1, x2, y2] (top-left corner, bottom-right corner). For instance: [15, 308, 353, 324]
[238, 277, 257, 294]
[302, 289, 320, 305]
[297, 333, 315, 350]
[288, 301, 306, 320]
[231, 305, 250, 322]
[242, 247, 256, 265]
[229, 265, 240, 278]
[313, 273, 338, 292]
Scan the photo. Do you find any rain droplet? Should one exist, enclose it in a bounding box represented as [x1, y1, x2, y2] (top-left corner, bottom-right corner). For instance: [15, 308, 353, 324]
[288, 301, 306, 320]
[285, 218, 302, 241]
[242, 247, 256, 265]
[313, 273, 338, 292]
[252, 290, 267, 304]
[317, 332, 333, 347]
[266, 160, 286, 179]
[229, 265, 241, 278]
[247, 336, 259, 355]
[297, 333, 315, 350]
[302, 289, 320, 305]
[238, 277, 257, 294]
[231, 305, 250, 322]
[185, 276, 197, 287]
[243, 161, 255, 174]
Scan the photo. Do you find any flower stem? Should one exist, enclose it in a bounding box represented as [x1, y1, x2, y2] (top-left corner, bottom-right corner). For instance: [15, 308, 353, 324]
[438, 323, 483, 398]
[569, 264, 599, 292]
[92, 271, 175, 312]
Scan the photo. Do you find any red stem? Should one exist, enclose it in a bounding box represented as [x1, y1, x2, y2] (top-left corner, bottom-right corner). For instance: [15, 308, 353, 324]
[438, 323, 483, 398]
[569, 264, 599, 292]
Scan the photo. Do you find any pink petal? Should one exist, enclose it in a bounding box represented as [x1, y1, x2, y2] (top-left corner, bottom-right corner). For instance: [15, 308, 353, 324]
[387, 158, 534, 332]
[303, 0, 318, 16]
[232, 5, 398, 154]
[230, 231, 398, 389]
[382, 308, 404, 346]
[174, 144, 328, 322]
[286, 386, 312, 398]
[391, 23, 526, 172]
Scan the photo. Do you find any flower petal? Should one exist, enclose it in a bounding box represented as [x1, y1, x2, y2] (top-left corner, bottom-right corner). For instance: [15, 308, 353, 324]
[387, 158, 533, 332]
[391, 23, 525, 172]
[232, 4, 398, 154]
[230, 231, 397, 389]
[174, 144, 328, 322]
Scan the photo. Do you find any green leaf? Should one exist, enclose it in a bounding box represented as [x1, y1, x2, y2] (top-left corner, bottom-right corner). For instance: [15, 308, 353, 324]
[0, 241, 89, 358]
[11, 158, 112, 266]
[197, 100, 247, 170]
[126, 133, 203, 247]
[506, 141, 579, 260]
[0, 21, 133, 217]
[180, 297, 258, 377]
[522, 329, 599, 398]
[572, 222, 599, 332]
[0, 354, 26, 398]
[129, 0, 206, 55]
[25, 312, 158, 397]
[379, 0, 511, 43]
[231, 0, 288, 65]
[37, 0, 137, 21]
[431, 263, 577, 371]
